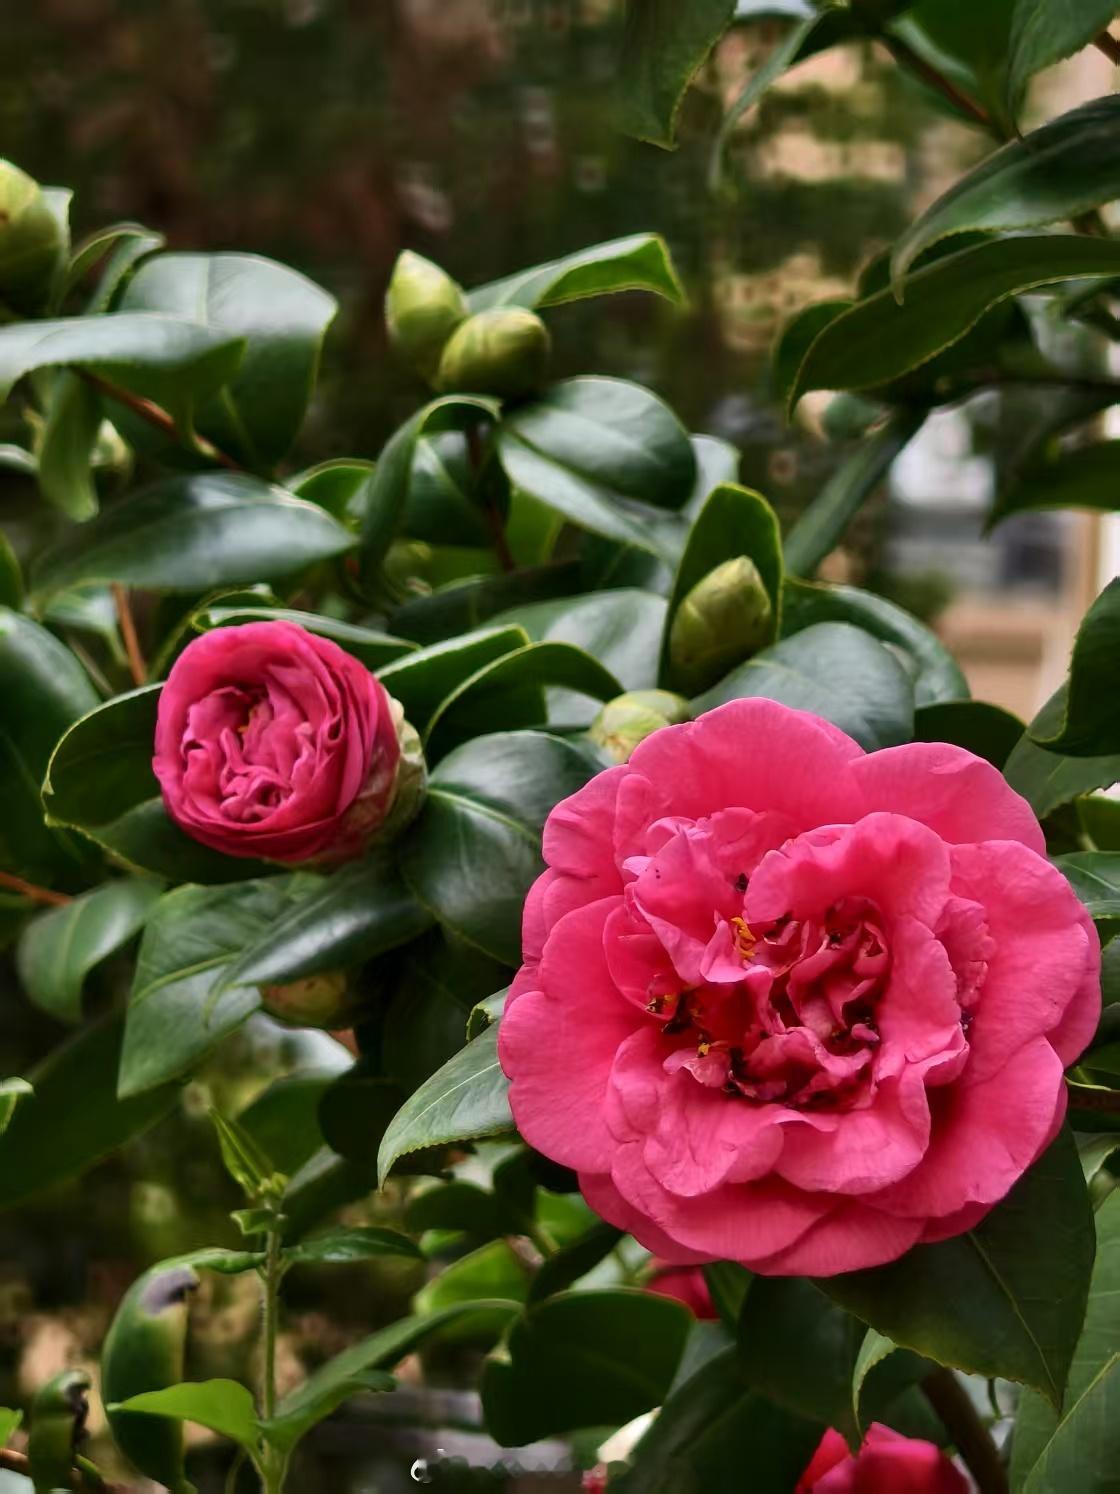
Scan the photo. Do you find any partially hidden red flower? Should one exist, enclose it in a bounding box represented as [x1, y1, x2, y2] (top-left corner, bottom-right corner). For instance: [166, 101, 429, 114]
[645, 1263, 718, 1319]
[797, 1425, 968, 1492]
[154, 620, 401, 864]
[498, 699, 1100, 1276]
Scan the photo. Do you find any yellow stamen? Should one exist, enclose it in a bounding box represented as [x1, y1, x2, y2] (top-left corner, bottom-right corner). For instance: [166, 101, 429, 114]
[730, 915, 757, 960]
[697, 1040, 711, 1057]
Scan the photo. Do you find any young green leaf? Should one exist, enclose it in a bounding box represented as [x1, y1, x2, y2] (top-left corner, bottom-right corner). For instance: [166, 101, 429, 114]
[468, 233, 684, 311]
[1054, 853, 1120, 920]
[282, 1226, 422, 1266]
[1029, 578, 1120, 757]
[36, 369, 103, 519]
[0, 1078, 32, 1138]
[376, 625, 528, 732]
[991, 441, 1120, 528]
[195, 605, 415, 671]
[615, 0, 737, 147]
[109, 1380, 260, 1457]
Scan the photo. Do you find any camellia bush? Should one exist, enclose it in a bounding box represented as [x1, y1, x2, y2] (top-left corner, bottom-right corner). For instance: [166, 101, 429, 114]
[4, 1, 1120, 1490]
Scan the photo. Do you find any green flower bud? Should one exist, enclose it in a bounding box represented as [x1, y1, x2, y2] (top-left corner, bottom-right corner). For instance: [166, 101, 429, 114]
[261, 970, 355, 1030]
[435, 307, 551, 397]
[28, 1369, 90, 1494]
[669, 555, 774, 696]
[0, 160, 65, 317]
[590, 689, 692, 763]
[385, 250, 469, 382]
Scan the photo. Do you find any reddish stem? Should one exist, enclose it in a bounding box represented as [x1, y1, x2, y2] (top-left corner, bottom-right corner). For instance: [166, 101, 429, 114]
[78, 370, 243, 473]
[466, 423, 515, 573]
[0, 870, 71, 906]
[111, 582, 147, 686]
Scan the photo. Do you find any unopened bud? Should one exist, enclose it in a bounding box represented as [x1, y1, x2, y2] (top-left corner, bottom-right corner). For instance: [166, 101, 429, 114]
[0, 160, 65, 316]
[669, 556, 773, 696]
[435, 307, 551, 397]
[590, 689, 691, 763]
[385, 250, 469, 382]
[261, 970, 355, 1030]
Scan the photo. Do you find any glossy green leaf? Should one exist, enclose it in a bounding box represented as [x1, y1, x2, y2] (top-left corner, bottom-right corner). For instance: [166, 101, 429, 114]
[790, 237, 1120, 409]
[1013, 1189, 1120, 1491]
[0, 606, 98, 882]
[65, 222, 162, 297]
[469, 233, 684, 311]
[377, 625, 528, 731]
[118, 877, 313, 1097]
[290, 457, 373, 521]
[661, 482, 782, 688]
[31, 471, 354, 601]
[0, 1012, 178, 1209]
[895, 93, 1120, 291]
[616, 0, 737, 146]
[1004, 684, 1120, 818]
[316, 1067, 408, 1166]
[261, 1303, 519, 1454]
[694, 621, 915, 751]
[1055, 853, 1120, 919]
[992, 441, 1120, 529]
[739, 1278, 864, 1440]
[109, 1380, 258, 1456]
[359, 395, 496, 584]
[914, 700, 1023, 769]
[0, 1079, 33, 1139]
[0, 314, 244, 434]
[1030, 578, 1120, 757]
[527, 1222, 625, 1304]
[279, 1147, 378, 1244]
[612, 1345, 823, 1494]
[377, 1024, 512, 1186]
[772, 299, 853, 412]
[28, 1368, 89, 1494]
[467, 988, 509, 1041]
[194, 605, 414, 671]
[425, 639, 621, 758]
[0, 1408, 21, 1448]
[237, 1071, 336, 1177]
[389, 560, 584, 644]
[120, 251, 337, 468]
[821, 1128, 1094, 1406]
[399, 729, 600, 962]
[498, 377, 695, 556]
[406, 1179, 518, 1239]
[36, 370, 102, 519]
[481, 1288, 692, 1444]
[283, 1226, 422, 1266]
[382, 933, 509, 1091]
[415, 1239, 529, 1317]
[493, 589, 667, 703]
[892, 0, 1019, 128]
[16, 878, 162, 1023]
[42, 685, 268, 883]
[0, 531, 22, 609]
[782, 411, 925, 578]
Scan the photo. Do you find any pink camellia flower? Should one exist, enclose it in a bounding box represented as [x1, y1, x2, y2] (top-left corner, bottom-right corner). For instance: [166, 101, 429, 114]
[154, 621, 401, 864]
[797, 1425, 968, 1492]
[645, 1263, 718, 1319]
[499, 700, 1099, 1276]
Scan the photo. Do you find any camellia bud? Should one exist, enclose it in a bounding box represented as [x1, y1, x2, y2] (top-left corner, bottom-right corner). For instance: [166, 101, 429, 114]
[590, 689, 691, 763]
[0, 159, 65, 316]
[385, 250, 469, 382]
[260, 969, 356, 1030]
[435, 306, 551, 397]
[668, 555, 774, 696]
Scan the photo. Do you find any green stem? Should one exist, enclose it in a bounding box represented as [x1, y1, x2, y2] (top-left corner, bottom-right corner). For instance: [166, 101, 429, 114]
[257, 1224, 288, 1494]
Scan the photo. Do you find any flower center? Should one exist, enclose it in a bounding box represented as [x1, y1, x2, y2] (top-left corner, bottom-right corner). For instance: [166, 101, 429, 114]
[655, 895, 891, 1111]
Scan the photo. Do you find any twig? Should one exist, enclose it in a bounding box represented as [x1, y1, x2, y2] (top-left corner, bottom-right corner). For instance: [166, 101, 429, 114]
[881, 34, 998, 136]
[1096, 30, 1120, 64]
[111, 583, 147, 686]
[0, 870, 71, 906]
[922, 1367, 1009, 1494]
[465, 423, 515, 573]
[77, 370, 243, 473]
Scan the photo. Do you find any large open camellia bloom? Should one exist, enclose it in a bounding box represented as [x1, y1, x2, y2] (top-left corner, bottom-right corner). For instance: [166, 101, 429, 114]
[500, 700, 1100, 1276]
[154, 620, 400, 864]
[796, 1425, 968, 1493]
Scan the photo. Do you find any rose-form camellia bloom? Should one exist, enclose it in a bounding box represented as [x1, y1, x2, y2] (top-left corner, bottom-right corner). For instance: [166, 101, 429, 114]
[154, 621, 401, 864]
[645, 1263, 718, 1319]
[499, 700, 1100, 1276]
[796, 1425, 968, 1493]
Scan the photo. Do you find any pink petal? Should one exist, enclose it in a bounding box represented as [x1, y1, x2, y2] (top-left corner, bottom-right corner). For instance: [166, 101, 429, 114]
[752, 1199, 925, 1277]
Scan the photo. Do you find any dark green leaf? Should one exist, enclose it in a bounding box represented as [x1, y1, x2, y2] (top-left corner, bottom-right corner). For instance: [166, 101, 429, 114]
[1013, 1189, 1120, 1491]
[425, 639, 621, 758]
[1004, 684, 1120, 817]
[406, 1180, 520, 1239]
[895, 93, 1120, 289]
[1055, 853, 1120, 919]
[65, 222, 163, 299]
[791, 237, 1120, 409]
[891, 0, 1019, 128]
[468, 233, 684, 310]
[31, 471, 354, 601]
[1030, 578, 1120, 756]
[42, 684, 270, 883]
[992, 441, 1120, 529]
[317, 1068, 407, 1166]
[702, 1263, 752, 1331]
[772, 299, 853, 412]
[467, 989, 509, 1041]
[0, 606, 98, 882]
[0, 314, 244, 434]
[16, 878, 162, 1023]
[109, 1380, 258, 1455]
[914, 700, 1023, 769]
[377, 625, 527, 732]
[415, 1239, 529, 1316]
[612, 1346, 822, 1494]
[616, 0, 737, 147]
[527, 1222, 625, 1303]
[283, 1226, 422, 1266]
[821, 1127, 1095, 1406]
[482, 1288, 692, 1444]
[289, 457, 373, 521]
[782, 411, 925, 577]
[237, 1071, 335, 1176]
[118, 877, 313, 1096]
[493, 588, 667, 703]
[0, 1078, 33, 1138]
[195, 605, 414, 671]
[0, 531, 22, 609]
[739, 1278, 863, 1440]
[693, 621, 915, 750]
[377, 1024, 512, 1185]
[399, 729, 600, 962]
[389, 561, 585, 645]
[782, 576, 967, 706]
[279, 1146, 378, 1243]
[37, 370, 102, 519]
[119, 251, 337, 468]
[382, 934, 509, 1091]
[0, 1012, 178, 1209]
